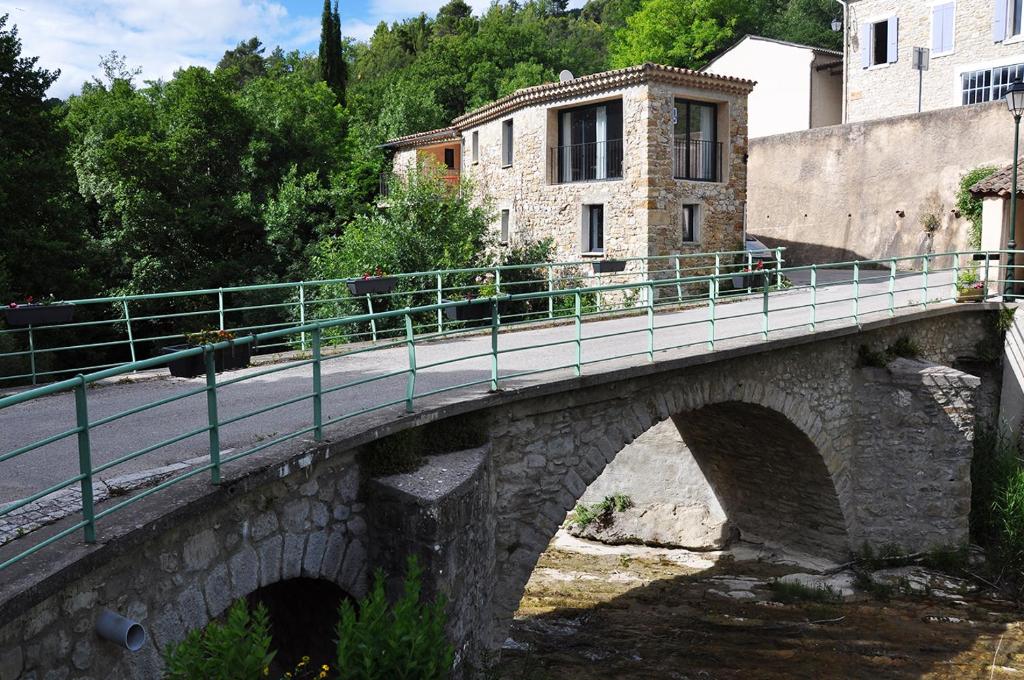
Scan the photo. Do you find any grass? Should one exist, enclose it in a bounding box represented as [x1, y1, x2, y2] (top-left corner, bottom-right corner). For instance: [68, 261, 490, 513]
[568, 493, 634, 528]
[766, 580, 842, 604]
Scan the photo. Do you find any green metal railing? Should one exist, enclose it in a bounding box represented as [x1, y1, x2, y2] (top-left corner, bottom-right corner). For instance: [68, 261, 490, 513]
[0, 249, 1017, 572]
[0, 248, 781, 386]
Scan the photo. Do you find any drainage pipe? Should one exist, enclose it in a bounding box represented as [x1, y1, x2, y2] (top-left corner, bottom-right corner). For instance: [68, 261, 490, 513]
[96, 609, 146, 651]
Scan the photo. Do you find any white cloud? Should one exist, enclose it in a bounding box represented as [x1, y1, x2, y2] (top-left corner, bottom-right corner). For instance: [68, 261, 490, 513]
[2, 0, 320, 97]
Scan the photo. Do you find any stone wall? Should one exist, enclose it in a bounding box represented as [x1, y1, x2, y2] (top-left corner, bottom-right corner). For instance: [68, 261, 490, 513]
[846, 0, 1024, 122]
[749, 101, 1009, 264]
[0, 450, 368, 680]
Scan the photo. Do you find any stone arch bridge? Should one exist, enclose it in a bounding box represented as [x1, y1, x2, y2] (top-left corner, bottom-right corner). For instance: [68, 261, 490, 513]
[0, 305, 1001, 679]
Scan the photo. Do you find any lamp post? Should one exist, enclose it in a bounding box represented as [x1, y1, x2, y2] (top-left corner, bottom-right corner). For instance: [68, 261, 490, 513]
[1005, 80, 1024, 298]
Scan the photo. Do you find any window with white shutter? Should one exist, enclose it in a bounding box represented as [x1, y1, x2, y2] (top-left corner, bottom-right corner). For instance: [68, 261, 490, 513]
[932, 3, 954, 55]
[862, 17, 898, 67]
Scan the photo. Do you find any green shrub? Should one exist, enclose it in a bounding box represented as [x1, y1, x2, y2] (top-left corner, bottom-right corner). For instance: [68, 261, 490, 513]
[568, 493, 634, 528]
[994, 466, 1024, 568]
[956, 166, 998, 250]
[766, 580, 842, 604]
[336, 556, 453, 680]
[163, 600, 275, 680]
[856, 336, 921, 368]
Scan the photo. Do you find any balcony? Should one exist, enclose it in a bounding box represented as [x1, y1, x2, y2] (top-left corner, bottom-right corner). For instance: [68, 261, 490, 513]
[549, 139, 624, 184]
[379, 170, 460, 198]
[673, 139, 723, 182]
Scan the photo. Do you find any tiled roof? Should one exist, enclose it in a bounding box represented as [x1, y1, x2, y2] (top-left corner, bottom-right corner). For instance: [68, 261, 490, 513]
[383, 63, 756, 149]
[380, 127, 460, 150]
[969, 161, 1024, 197]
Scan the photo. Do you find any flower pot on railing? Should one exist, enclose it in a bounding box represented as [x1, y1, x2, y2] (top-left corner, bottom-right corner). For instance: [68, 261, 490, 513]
[3, 303, 74, 327]
[346, 276, 398, 296]
[955, 286, 986, 303]
[159, 341, 252, 379]
[592, 259, 627, 274]
[442, 298, 503, 321]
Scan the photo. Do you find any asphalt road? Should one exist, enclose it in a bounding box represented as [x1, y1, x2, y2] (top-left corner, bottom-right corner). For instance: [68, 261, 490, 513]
[0, 268, 955, 503]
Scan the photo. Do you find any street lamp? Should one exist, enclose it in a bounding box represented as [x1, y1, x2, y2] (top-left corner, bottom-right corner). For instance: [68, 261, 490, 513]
[831, 18, 842, 31]
[1005, 80, 1024, 298]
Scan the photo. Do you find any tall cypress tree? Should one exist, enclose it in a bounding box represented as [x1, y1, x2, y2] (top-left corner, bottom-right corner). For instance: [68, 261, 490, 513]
[318, 0, 346, 105]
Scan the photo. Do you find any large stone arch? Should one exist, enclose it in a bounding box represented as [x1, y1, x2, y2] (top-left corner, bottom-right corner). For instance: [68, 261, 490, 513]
[485, 370, 850, 651]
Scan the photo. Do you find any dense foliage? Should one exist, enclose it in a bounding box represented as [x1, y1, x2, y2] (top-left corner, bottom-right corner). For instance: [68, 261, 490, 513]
[0, 0, 841, 307]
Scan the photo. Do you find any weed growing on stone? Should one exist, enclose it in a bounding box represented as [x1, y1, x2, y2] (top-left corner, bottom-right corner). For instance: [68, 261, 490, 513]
[568, 493, 634, 528]
[856, 336, 921, 368]
[766, 581, 842, 604]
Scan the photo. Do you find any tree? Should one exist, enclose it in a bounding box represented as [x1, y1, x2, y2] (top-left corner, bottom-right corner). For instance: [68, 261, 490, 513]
[216, 37, 267, 88]
[609, 0, 748, 69]
[0, 15, 93, 301]
[765, 0, 843, 51]
[318, 0, 347, 104]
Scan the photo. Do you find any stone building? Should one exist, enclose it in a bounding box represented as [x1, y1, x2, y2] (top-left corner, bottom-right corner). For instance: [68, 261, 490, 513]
[383, 63, 753, 266]
[842, 0, 1024, 123]
[703, 35, 842, 138]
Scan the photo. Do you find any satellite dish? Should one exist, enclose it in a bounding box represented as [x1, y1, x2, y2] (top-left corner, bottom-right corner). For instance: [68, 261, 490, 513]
[559, 70, 574, 82]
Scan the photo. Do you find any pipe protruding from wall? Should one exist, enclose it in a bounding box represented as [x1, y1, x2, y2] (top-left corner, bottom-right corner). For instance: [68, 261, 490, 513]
[96, 609, 146, 651]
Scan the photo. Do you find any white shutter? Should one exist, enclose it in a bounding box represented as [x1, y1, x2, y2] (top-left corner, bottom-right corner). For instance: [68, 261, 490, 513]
[933, 4, 954, 53]
[860, 23, 871, 68]
[994, 0, 1008, 41]
[886, 16, 899, 63]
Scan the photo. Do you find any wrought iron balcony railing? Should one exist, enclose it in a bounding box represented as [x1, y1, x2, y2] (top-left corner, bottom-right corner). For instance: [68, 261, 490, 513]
[549, 139, 624, 184]
[673, 139, 723, 182]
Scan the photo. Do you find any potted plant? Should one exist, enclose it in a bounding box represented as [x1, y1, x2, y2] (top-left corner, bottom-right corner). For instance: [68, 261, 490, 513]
[3, 295, 75, 327]
[160, 329, 253, 379]
[731, 260, 767, 289]
[442, 292, 496, 321]
[346, 267, 398, 296]
[955, 269, 986, 303]
[592, 259, 627, 274]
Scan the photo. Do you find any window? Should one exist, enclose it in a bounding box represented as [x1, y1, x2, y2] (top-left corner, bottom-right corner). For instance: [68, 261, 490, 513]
[673, 99, 719, 181]
[584, 205, 604, 253]
[500, 209, 510, 243]
[555, 100, 623, 183]
[962, 61, 1024, 104]
[502, 119, 513, 167]
[681, 205, 699, 243]
[1015, 0, 1024, 37]
[860, 17, 898, 67]
[932, 2, 954, 55]
[444, 147, 456, 170]
[472, 131, 479, 163]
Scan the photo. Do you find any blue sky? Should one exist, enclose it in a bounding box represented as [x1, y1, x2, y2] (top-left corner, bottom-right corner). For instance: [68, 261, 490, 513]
[1, 0, 503, 97]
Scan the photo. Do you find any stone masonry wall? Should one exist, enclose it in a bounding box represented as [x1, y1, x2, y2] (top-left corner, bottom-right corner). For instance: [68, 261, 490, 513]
[0, 452, 368, 680]
[847, 0, 1024, 122]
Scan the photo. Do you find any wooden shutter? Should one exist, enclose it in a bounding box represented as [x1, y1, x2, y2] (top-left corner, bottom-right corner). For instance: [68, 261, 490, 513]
[994, 0, 1008, 41]
[886, 16, 899, 63]
[860, 23, 871, 68]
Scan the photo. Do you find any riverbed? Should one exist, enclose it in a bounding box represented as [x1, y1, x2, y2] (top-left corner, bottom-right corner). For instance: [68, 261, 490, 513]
[494, 533, 1024, 679]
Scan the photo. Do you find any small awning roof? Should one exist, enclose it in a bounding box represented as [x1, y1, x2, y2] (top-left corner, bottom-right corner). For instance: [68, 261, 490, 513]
[970, 160, 1024, 198]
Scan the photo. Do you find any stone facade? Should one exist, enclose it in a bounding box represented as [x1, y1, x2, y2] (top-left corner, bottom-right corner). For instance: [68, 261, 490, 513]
[846, 0, 1024, 122]
[0, 306, 1000, 679]
[387, 65, 751, 272]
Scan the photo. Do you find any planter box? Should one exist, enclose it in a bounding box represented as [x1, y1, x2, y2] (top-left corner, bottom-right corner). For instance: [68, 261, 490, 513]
[3, 304, 74, 327]
[346, 276, 398, 296]
[160, 341, 253, 379]
[956, 288, 985, 303]
[592, 260, 627, 274]
[443, 298, 498, 321]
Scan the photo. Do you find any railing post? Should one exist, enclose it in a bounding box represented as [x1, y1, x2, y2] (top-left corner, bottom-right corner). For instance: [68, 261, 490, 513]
[494, 266, 502, 294]
[714, 254, 721, 300]
[299, 283, 307, 351]
[404, 314, 416, 412]
[746, 251, 753, 295]
[984, 252, 992, 298]
[647, 283, 655, 361]
[27, 325, 36, 386]
[809, 265, 817, 332]
[312, 328, 323, 441]
[852, 261, 860, 326]
[74, 375, 96, 543]
[490, 302, 500, 391]
[366, 294, 377, 343]
[674, 256, 683, 302]
[218, 289, 225, 331]
[952, 253, 961, 302]
[121, 300, 137, 364]
[574, 291, 582, 377]
[921, 254, 930, 309]
[774, 248, 783, 289]
[761, 270, 770, 340]
[205, 347, 221, 485]
[1008, 249, 1017, 301]
[888, 258, 897, 317]
[436, 273, 443, 334]
[547, 265, 555, 319]
[707, 275, 716, 349]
